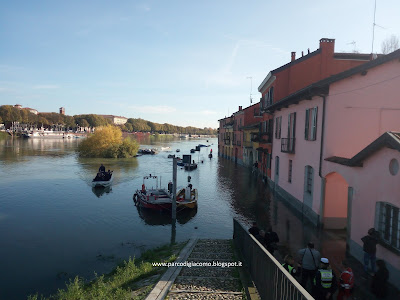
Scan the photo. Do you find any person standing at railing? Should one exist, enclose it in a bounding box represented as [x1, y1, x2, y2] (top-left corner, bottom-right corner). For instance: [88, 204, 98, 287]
[313, 258, 338, 300]
[282, 255, 298, 278]
[298, 242, 321, 291]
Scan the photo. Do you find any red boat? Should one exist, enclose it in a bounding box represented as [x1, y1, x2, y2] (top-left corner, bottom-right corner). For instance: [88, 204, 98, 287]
[133, 174, 197, 211]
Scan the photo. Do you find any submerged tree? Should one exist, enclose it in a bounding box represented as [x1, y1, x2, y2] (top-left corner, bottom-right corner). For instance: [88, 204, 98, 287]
[77, 125, 139, 158]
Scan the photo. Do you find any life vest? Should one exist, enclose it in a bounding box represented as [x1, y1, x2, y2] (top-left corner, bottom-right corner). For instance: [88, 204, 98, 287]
[282, 263, 296, 275]
[314, 269, 333, 289]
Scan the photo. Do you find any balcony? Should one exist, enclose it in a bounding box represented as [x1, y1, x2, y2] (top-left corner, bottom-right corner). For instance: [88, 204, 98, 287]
[281, 138, 295, 153]
[223, 121, 234, 128]
[254, 107, 262, 117]
[223, 137, 231, 145]
[243, 141, 252, 148]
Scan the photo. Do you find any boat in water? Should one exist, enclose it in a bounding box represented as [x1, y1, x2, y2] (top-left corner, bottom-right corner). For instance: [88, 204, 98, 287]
[138, 148, 157, 155]
[23, 130, 77, 139]
[133, 174, 197, 211]
[92, 171, 113, 188]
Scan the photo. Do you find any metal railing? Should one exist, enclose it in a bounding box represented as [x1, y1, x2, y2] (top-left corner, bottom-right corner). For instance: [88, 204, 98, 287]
[233, 219, 314, 300]
[281, 138, 296, 153]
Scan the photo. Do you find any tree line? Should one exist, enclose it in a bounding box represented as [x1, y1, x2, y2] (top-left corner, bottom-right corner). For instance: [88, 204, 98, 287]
[0, 105, 217, 135]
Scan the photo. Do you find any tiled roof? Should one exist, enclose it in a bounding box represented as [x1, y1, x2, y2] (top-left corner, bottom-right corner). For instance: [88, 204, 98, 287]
[325, 131, 400, 167]
[268, 49, 400, 112]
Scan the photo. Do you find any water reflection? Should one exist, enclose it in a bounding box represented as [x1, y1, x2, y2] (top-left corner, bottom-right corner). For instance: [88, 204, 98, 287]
[0, 137, 79, 164]
[136, 207, 197, 226]
[77, 157, 139, 186]
[92, 186, 113, 198]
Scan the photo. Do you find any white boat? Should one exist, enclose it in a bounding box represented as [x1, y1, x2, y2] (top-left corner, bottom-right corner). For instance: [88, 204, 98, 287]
[92, 171, 113, 188]
[23, 130, 76, 139]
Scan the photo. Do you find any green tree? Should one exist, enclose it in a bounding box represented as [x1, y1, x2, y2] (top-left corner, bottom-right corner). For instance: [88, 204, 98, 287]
[77, 125, 139, 158]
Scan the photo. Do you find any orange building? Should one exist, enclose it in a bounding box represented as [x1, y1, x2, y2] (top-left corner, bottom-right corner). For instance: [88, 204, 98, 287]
[256, 38, 372, 179]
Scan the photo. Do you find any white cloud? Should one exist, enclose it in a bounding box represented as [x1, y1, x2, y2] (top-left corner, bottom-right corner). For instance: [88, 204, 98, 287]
[33, 85, 60, 89]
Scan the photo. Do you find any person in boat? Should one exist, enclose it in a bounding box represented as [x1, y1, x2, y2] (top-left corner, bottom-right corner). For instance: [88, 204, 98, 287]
[142, 183, 146, 193]
[99, 164, 106, 173]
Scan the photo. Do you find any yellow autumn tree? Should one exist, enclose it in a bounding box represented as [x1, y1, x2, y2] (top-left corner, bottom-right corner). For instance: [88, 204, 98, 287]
[77, 125, 139, 158]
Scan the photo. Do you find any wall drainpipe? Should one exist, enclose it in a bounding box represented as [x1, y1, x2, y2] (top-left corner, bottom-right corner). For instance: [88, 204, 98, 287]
[318, 94, 327, 228]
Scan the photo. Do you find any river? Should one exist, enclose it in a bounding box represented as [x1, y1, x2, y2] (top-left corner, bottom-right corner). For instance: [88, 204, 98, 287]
[0, 135, 336, 300]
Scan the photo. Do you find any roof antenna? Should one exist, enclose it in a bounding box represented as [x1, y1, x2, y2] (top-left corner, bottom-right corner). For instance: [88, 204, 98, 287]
[371, 0, 377, 54]
[347, 41, 356, 52]
[246, 76, 253, 104]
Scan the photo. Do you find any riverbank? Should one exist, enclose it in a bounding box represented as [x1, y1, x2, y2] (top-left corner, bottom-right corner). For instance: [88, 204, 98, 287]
[28, 242, 186, 300]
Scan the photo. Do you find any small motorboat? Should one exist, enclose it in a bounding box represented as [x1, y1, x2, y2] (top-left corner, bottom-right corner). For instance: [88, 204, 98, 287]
[184, 162, 197, 171]
[92, 171, 113, 188]
[138, 148, 157, 155]
[168, 154, 176, 158]
[133, 174, 198, 211]
[176, 149, 181, 152]
[190, 149, 195, 153]
[133, 175, 173, 210]
[176, 184, 198, 209]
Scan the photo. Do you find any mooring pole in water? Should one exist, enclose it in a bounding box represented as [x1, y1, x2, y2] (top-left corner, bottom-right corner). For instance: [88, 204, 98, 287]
[171, 157, 177, 244]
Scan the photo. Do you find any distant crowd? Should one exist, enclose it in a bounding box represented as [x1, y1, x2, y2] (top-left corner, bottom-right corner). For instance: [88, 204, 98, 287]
[249, 222, 389, 300]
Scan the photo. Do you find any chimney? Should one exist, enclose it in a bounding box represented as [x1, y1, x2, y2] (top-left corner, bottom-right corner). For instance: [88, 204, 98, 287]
[239, 106, 242, 111]
[319, 38, 335, 54]
[308, 48, 310, 54]
[301, 51, 304, 57]
[291, 52, 296, 61]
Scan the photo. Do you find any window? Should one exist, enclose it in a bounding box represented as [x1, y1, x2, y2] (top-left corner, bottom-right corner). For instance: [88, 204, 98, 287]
[275, 156, 280, 175]
[267, 153, 271, 169]
[262, 121, 267, 133]
[263, 87, 275, 108]
[275, 116, 282, 139]
[288, 112, 296, 139]
[305, 165, 313, 193]
[305, 107, 318, 141]
[288, 160, 293, 183]
[377, 202, 400, 250]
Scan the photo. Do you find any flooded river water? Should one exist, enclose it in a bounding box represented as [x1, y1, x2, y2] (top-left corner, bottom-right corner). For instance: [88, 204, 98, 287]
[0, 135, 337, 299]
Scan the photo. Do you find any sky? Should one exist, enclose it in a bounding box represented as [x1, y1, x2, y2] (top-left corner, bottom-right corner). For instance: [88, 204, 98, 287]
[1, 0, 399, 129]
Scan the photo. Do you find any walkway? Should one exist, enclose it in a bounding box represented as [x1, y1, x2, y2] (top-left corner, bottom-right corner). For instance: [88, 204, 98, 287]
[146, 239, 254, 300]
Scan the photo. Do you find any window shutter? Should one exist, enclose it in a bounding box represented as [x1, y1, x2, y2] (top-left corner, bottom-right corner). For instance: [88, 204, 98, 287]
[305, 109, 310, 140]
[270, 87, 274, 104]
[312, 107, 318, 140]
[279, 117, 282, 138]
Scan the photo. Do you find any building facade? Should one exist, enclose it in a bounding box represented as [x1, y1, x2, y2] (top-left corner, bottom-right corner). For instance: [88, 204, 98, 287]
[268, 50, 400, 286]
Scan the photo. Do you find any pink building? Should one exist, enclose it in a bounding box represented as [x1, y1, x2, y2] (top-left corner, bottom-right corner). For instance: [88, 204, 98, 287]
[269, 49, 400, 285]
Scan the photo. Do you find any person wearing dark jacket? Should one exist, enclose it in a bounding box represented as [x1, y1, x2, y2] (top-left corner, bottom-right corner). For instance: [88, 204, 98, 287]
[371, 259, 389, 299]
[264, 227, 279, 255]
[313, 258, 337, 300]
[282, 254, 298, 278]
[99, 164, 106, 173]
[248, 222, 260, 236]
[361, 228, 379, 273]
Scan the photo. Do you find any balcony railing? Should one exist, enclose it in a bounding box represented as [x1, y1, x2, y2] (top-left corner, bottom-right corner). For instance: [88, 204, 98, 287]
[224, 137, 231, 145]
[254, 107, 262, 117]
[281, 138, 295, 153]
[236, 140, 241, 146]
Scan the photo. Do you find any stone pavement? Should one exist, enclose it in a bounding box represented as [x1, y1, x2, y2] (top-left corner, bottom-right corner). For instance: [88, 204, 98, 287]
[147, 239, 252, 300]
